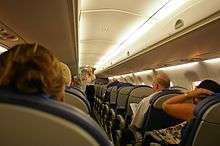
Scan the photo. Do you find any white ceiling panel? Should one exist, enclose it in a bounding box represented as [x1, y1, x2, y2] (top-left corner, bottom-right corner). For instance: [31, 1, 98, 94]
[80, 11, 142, 42]
[79, 0, 168, 67]
[81, 0, 167, 16]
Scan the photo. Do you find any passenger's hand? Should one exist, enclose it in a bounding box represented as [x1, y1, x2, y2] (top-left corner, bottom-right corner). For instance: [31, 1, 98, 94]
[187, 88, 214, 98]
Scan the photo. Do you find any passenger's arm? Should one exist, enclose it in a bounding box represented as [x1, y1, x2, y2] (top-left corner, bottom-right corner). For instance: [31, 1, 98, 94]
[162, 88, 214, 121]
[130, 97, 150, 130]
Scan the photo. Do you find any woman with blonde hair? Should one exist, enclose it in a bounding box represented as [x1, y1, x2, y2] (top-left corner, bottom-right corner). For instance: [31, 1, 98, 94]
[0, 43, 65, 101]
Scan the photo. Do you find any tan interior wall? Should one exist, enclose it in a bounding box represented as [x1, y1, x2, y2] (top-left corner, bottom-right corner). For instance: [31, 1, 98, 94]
[117, 59, 220, 90]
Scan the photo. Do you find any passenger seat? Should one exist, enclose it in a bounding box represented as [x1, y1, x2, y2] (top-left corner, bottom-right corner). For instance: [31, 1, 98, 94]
[0, 88, 112, 146]
[65, 87, 91, 114]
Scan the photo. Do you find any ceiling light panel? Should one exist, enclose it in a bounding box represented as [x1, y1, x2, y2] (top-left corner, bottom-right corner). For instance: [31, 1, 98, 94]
[156, 62, 199, 71]
[204, 57, 220, 64]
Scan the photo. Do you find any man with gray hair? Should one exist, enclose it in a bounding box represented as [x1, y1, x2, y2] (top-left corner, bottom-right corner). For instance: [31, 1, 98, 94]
[130, 72, 170, 129]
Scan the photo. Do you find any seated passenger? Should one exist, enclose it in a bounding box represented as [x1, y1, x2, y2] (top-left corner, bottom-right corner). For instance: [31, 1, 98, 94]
[0, 43, 65, 101]
[130, 73, 170, 129]
[58, 62, 72, 87]
[145, 80, 220, 145]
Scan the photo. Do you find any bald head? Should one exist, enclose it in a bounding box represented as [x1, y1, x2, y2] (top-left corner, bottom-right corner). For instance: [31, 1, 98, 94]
[152, 73, 170, 91]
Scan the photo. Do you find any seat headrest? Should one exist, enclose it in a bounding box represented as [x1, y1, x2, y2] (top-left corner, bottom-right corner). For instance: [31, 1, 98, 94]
[0, 88, 111, 146]
[169, 86, 188, 92]
[194, 93, 220, 118]
[65, 87, 91, 112]
[149, 89, 183, 104]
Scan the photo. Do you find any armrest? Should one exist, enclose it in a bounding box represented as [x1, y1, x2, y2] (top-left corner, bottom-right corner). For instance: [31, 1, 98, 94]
[129, 127, 143, 144]
[116, 115, 126, 129]
[144, 131, 163, 143]
[109, 108, 116, 120]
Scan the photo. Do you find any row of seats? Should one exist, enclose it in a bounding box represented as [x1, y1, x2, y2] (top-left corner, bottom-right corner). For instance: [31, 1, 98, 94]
[0, 86, 113, 146]
[93, 83, 220, 146]
[93, 83, 154, 143]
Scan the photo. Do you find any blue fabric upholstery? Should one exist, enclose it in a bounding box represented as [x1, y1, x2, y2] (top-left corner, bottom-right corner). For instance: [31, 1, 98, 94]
[71, 86, 87, 97]
[116, 83, 133, 88]
[0, 88, 112, 146]
[65, 87, 91, 112]
[143, 89, 183, 132]
[180, 93, 220, 146]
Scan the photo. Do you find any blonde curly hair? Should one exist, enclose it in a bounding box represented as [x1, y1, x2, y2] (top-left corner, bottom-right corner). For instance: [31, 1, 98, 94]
[58, 62, 71, 86]
[0, 43, 64, 100]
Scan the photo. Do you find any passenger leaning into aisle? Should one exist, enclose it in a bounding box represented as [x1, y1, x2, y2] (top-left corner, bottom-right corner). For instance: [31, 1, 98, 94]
[144, 80, 220, 146]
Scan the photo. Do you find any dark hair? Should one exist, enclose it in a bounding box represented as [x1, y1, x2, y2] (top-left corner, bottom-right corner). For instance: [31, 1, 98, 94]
[197, 80, 220, 93]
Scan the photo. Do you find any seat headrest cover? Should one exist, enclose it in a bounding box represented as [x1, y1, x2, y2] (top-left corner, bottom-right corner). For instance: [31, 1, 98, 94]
[65, 87, 91, 112]
[150, 89, 182, 104]
[134, 85, 152, 88]
[194, 93, 220, 118]
[0, 88, 112, 146]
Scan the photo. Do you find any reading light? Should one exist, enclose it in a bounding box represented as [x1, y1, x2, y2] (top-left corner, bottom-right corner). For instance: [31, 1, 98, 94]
[0, 46, 7, 54]
[95, 0, 186, 70]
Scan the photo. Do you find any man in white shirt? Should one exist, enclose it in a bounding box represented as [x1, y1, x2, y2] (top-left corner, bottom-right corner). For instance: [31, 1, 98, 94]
[130, 73, 170, 129]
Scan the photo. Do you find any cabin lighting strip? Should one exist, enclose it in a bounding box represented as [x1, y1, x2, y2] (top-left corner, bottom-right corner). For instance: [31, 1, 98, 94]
[203, 58, 220, 64]
[108, 57, 220, 80]
[156, 62, 199, 71]
[0, 46, 7, 54]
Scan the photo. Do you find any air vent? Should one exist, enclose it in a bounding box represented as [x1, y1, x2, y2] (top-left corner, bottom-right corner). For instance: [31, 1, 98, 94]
[175, 19, 184, 30]
[100, 25, 110, 33]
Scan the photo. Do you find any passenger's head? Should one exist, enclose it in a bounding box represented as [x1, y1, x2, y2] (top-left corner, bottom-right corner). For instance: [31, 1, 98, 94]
[0, 43, 64, 101]
[196, 80, 220, 93]
[152, 72, 170, 91]
[58, 62, 72, 86]
[193, 80, 220, 104]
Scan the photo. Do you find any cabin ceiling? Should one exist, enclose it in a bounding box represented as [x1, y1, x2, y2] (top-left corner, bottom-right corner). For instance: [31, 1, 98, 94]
[79, 0, 167, 67]
[0, 0, 79, 75]
[80, 0, 220, 76]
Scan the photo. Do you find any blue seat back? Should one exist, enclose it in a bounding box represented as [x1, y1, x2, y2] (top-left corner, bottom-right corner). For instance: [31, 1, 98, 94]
[0, 88, 112, 146]
[143, 89, 183, 132]
[180, 93, 220, 146]
[109, 83, 133, 108]
[116, 86, 134, 111]
[125, 85, 153, 117]
[65, 87, 91, 113]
